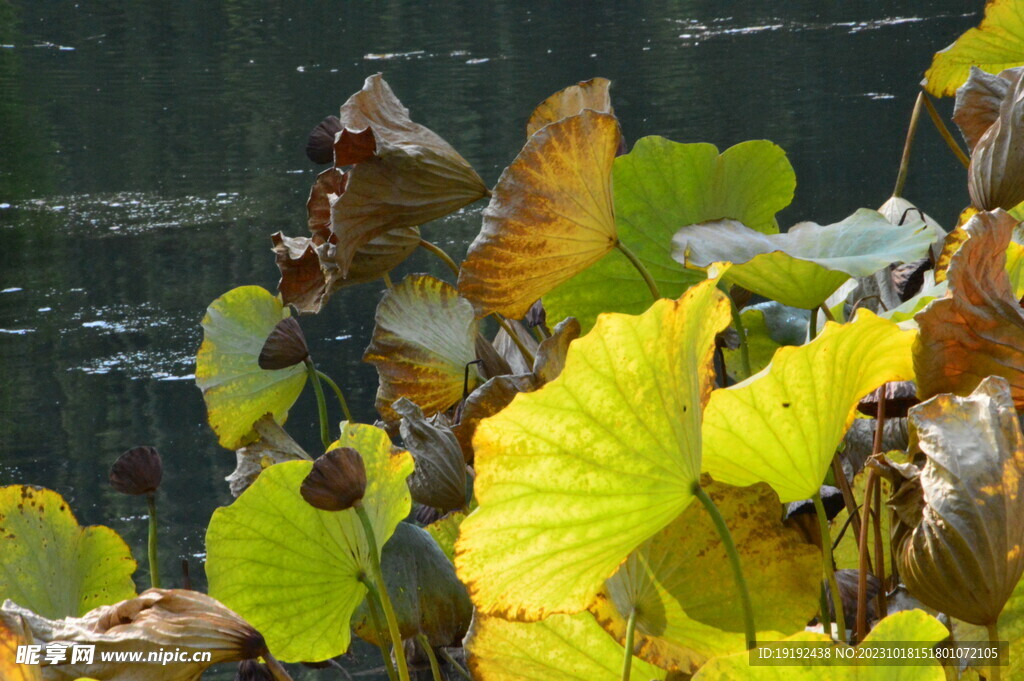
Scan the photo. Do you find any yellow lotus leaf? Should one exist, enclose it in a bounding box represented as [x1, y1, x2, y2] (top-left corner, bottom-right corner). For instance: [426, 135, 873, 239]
[526, 77, 614, 137]
[0, 612, 41, 681]
[455, 278, 731, 619]
[702, 310, 915, 502]
[458, 110, 621, 319]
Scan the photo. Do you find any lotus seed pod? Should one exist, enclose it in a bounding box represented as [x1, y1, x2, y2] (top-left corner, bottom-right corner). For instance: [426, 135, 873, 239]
[109, 446, 163, 496]
[301, 447, 367, 511]
[258, 316, 309, 370]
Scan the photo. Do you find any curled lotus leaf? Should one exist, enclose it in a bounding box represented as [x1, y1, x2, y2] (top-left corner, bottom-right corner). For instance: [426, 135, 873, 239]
[352, 522, 472, 647]
[955, 66, 1015, 151]
[464, 611, 667, 681]
[969, 67, 1024, 211]
[394, 397, 467, 512]
[325, 74, 487, 276]
[452, 374, 538, 464]
[363, 274, 481, 421]
[458, 110, 621, 319]
[923, 0, 1024, 97]
[206, 423, 413, 662]
[702, 310, 916, 503]
[455, 278, 731, 619]
[526, 77, 614, 137]
[914, 209, 1024, 407]
[227, 415, 311, 497]
[673, 209, 935, 309]
[590, 480, 819, 673]
[900, 376, 1024, 626]
[0, 589, 268, 681]
[195, 286, 307, 449]
[0, 486, 136, 619]
[545, 137, 796, 331]
[0, 613, 40, 681]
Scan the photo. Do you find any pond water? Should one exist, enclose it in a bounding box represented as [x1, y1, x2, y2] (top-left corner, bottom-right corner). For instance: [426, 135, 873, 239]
[0, 1, 982, 677]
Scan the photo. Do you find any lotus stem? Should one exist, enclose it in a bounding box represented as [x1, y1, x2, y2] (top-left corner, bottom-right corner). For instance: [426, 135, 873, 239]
[304, 358, 332, 449]
[419, 239, 462, 279]
[922, 93, 971, 170]
[728, 294, 752, 379]
[856, 468, 877, 642]
[621, 607, 638, 681]
[315, 369, 353, 424]
[818, 585, 832, 639]
[870, 386, 888, 623]
[355, 504, 411, 681]
[893, 91, 925, 198]
[694, 482, 757, 650]
[615, 240, 661, 301]
[263, 652, 296, 681]
[809, 307, 819, 340]
[146, 493, 160, 589]
[383, 272, 394, 289]
[872, 476, 887, 620]
[813, 491, 848, 643]
[362, 577, 399, 681]
[986, 621, 1002, 681]
[418, 634, 444, 681]
[438, 647, 473, 681]
[492, 314, 536, 367]
[819, 303, 836, 323]
[831, 455, 864, 546]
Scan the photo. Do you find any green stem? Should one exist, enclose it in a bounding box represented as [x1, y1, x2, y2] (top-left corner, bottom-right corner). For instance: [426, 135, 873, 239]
[492, 314, 536, 367]
[361, 578, 399, 681]
[922, 93, 971, 170]
[986, 621, 1002, 681]
[383, 272, 394, 289]
[813, 491, 848, 643]
[146, 494, 160, 589]
[819, 303, 836, 323]
[818, 584, 833, 639]
[419, 239, 462, 278]
[315, 369, 353, 424]
[892, 91, 925, 198]
[418, 634, 444, 681]
[809, 307, 819, 340]
[621, 608, 638, 681]
[304, 358, 331, 449]
[356, 505, 411, 681]
[438, 648, 473, 681]
[694, 483, 757, 650]
[615, 241, 661, 301]
[729, 295, 752, 378]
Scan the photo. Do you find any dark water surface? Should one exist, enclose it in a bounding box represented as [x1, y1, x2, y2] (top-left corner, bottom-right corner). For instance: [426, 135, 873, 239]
[0, 1, 982, 677]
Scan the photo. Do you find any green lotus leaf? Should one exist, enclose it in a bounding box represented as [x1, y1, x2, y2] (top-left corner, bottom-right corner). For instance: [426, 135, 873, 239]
[425, 510, 467, 563]
[702, 310, 916, 502]
[589, 480, 819, 674]
[723, 307, 783, 380]
[692, 609, 948, 680]
[923, 0, 1024, 97]
[352, 522, 472, 647]
[363, 274, 481, 421]
[673, 209, 935, 309]
[545, 137, 796, 330]
[464, 611, 667, 681]
[455, 278, 731, 619]
[205, 423, 414, 662]
[0, 486, 136, 618]
[195, 286, 307, 450]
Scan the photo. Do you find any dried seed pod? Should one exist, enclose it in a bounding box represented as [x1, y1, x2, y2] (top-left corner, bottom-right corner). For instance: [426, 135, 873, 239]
[300, 447, 367, 511]
[258, 316, 309, 370]
[235, 659, 275, 681]
[110, 446, 163, 496]
[305, 114, 342, 165]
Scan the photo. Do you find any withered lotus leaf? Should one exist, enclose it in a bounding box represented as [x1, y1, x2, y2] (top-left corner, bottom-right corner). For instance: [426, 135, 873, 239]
[914, 209, 1024, 406]
[228, 415, 310, 497]
[900, 376, 1024, 626]
[526, 77, 614, 137]
[458, 110, 622, 319]
[954, 66, 1015, 152]
[531, 316, 581, 384]
[327, 74, 488, 275]
[394, 397, 467, 512]
[363, 274, 481, 421]
[452, 374, 538, 464]
[968, 67, 1024, 210]
[0, 589, 270, 681]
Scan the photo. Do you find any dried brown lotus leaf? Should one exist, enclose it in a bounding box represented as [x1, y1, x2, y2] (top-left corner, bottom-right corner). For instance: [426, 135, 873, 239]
[458, 110, 621, 319]
[526, 77, 614, 137]
[492, 320, 537, 376]
[969, 68, 1024, 210]
[228, 415, 310, 497]
[914, 209, 1024, 406]
[531, 317, 580, 384]
[473, 333, 512, 380]
[395, 398, 467, 512]
[453, 374, 538, 464]
[955, 66, 1014, 151]
[900, 376, 1024, 625]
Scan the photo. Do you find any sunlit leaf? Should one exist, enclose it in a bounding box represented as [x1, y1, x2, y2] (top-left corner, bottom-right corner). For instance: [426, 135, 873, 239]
[526, 77, 614, 137]
[702, 310, 915, 502]
[352, 522, 471, 647]
[325, 74, 487, 275]
[206, 423, 413, 662]
[0, 589, 269, 681]
[924, 0, 1024, 97]
[0, 608, 41, 681]
[455, 279, 731, 619]
[914, 209, 1024, 407]
[452, 374, 538, 464]
[691, 610, 947, 680]
[458, 110, 621, 319]
[425, 510, 467, 563]
[227, 414, 311, 497]
[363, 274, 481, 421]
[546, 137, 795, 330]
[195, 286, 307, 450]
[673, 209, 935, 309]
[590, 480, 819, 673]
[464, 611, 667, 681]
[722, 305, 785, 380]
[0, 486, 136, 619]
[900, 376, 1024, 626]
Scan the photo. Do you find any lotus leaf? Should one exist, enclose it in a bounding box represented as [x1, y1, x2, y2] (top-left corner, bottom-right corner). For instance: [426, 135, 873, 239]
[702, 310, 915, 502]
[0, 486, 136, 619]
[968, 67, 1024, 210]
[458, 110, 621, 319]
[195, 286, 307, 449]
[227, 414, 311, 497]
[955, 66, 1015, 151]
[205, 423, 413, 661]
[546, 137, 795, 330]
[394, 398, 467, 512]
[0, 614, 40, 681]
[526, 77, 614, 137]
[455, 278, 731, 619]
[425, 510, 467, 563]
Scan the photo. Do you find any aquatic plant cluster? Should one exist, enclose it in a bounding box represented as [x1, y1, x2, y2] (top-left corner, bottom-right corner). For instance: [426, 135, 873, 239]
[6, 3, 1024, 680]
